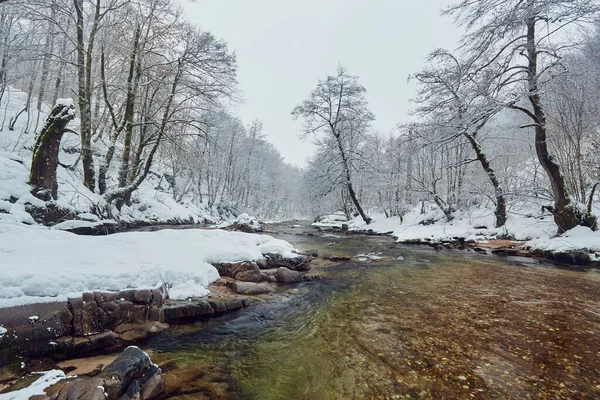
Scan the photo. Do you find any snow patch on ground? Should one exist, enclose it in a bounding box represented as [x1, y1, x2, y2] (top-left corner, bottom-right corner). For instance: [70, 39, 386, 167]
[0, 370, 67, 400]
[0, 88, 224, 227]
[316, 202, 561, 245]
[525, 226, 600, 260]
[0, 222, 297, 308]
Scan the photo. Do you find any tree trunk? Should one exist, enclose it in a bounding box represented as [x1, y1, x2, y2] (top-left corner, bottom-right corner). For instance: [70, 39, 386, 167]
[29, 103, 75, 200]
[334, 133, 371, 224]
[525, 13, 596, 233]
[463, 133, 507, 227]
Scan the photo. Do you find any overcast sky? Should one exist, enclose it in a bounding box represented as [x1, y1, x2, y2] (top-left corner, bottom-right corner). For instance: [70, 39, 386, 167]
[184, 0, 462, 167]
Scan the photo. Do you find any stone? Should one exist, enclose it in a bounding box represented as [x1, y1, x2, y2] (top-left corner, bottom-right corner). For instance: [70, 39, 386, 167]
[55, 377, 107, 400]
[121, 380, 141, 400]
[133, 290, 152, 305]
[99, 301, 120, 328]
[82, 292, 95, 303]
[231, 282, 271, 295]
[208, 300, 228, 314]
[263, 253, 310, 271]
[150, 289, 163, 307]
[101, 346, 151, 392]
[133, 305, 148, 324]
[72, 331, 118, 354]
[117, 300, 135, 325]
[225, 299, 244, 311]
[162, 300, 214, 321]
[275, 267, 302, 284]
[148, 307, 162, 322]
[140, 364, 164, 400]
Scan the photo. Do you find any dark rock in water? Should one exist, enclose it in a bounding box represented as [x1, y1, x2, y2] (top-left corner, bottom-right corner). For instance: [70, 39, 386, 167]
[53, 346, 164, 400]
[473, 247, 488, 254]
[323, 256, 352, 262]
[101, 347, 151, 394]
[52, 220, 118, 235]
[275, 267, 302, 284]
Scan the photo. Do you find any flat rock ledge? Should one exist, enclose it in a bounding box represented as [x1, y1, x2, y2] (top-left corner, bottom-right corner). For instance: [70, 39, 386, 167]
[0, 254, 317, 365]
[0, 285, 250, 364]
[41, 346, 164, 400]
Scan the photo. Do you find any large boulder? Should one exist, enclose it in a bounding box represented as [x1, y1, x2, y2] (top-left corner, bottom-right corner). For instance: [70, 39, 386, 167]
[53, 346, 164, 400]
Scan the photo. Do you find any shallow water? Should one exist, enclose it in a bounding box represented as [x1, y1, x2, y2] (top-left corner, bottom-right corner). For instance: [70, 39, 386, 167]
[146, 222, 600, 399]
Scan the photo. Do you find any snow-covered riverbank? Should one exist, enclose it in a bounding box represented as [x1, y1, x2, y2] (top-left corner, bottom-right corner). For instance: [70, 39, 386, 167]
[315, 205, 600, 263]
[0, 222, 299, 308]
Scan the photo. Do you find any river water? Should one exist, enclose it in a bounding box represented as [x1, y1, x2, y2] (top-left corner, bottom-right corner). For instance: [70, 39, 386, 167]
[145, 222, 600, 399]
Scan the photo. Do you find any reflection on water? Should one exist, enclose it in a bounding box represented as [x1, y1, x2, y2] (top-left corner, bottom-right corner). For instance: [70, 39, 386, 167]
[147, 222, 600, 399]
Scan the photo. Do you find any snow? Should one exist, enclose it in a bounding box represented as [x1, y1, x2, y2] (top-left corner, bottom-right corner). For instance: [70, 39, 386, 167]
[55, 98, 74, 108]
[525, 226, 600, 259]
[337, 202, 559, 245]
[0, 223, 299, 308]
[0, 326, 6, 338]
[312, 211, 348, 228]
[0, 370, 67, 400]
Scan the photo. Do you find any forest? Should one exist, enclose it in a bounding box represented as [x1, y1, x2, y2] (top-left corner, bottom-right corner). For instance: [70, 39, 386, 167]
[1, 0, 600, 235]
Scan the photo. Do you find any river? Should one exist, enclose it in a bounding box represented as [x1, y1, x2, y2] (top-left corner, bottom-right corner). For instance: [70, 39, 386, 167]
[143, 222, 600, 399]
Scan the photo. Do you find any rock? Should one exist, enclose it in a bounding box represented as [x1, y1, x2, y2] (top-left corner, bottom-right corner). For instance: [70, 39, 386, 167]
[69, 297, 103, 336]
[72, 331, 118, 354]
[275, 267, 302, 284]
[118, 322, 168, 342]
[208, 300, 228, 314]
[230, 282, 271, 295]
[133, 305, 149, 324]
[263, 253, 310, 271]
[473, 247, 488, 254]
[121, 380, 141, 400]
[140, 364, 164, 400]
[51, 220, 118, 236]
[225, 299, 244, 311]
[101, 346, 151, 393]
[55, 377, 108, 400]
[213, 262, 267, 282]
[118, 289, 152, 305]
[54, 346, 164, 400]
[162, 300, 214, 321]
[25, 201, 77, 226]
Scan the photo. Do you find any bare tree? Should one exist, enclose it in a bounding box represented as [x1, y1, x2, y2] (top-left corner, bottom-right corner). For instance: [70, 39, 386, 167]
[292, 66, 374, 224]
[444, 0, 600, 233]
[412, 50, 508, 227]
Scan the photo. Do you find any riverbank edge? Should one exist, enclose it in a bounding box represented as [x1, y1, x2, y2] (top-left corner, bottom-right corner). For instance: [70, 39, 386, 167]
[0, 252, 316, 392]
[344, 227, 599, 269]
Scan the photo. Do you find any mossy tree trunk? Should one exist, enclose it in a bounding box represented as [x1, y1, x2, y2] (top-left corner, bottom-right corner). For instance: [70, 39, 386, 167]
[29, 102, 75, 200]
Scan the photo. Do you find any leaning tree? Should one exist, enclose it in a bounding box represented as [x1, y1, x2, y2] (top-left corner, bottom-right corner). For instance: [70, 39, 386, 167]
[445, 0, 600, 233]
[292, 66, 374, 224]
[29, 100, 76, 200]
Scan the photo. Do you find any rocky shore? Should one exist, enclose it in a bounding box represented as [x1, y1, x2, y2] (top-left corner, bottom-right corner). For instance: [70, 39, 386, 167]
[0, 248, 317, 397]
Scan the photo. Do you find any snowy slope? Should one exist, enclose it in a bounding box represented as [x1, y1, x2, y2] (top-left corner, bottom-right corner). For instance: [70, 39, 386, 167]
[0, 88, 219, 226]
